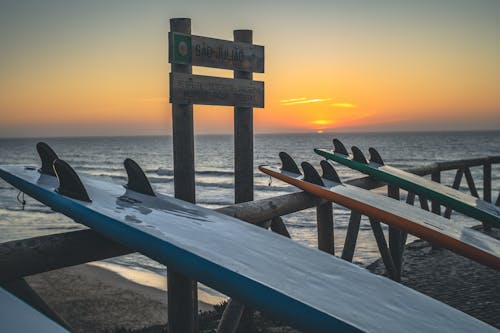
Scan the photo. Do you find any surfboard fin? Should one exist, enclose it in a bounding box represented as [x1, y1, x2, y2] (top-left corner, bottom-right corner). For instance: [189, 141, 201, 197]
[124, 158, 156, 196]
[279, 152, 301, 175]
[53, 159, 91, 202]
[333, 138, 349, 156]
[351, 146, 368, 164]
[369, 147, 385, 165]
[36, 142, 59, 176]
[301, 162, 325, 186]
[320, 160, 342, 184]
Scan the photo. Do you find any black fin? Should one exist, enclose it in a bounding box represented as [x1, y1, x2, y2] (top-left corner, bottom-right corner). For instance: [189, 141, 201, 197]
[36, 142, 59, 176]
[53, 159, 91, 202]
[279, 152, 301, 175]
[124, 158, 155, 196]
[301, 162, 324, 186]
[320, 160, 342, 183]
[369, 147, 384, 165]
[351, 146, 368, 164]
[333, 138, 349, 156]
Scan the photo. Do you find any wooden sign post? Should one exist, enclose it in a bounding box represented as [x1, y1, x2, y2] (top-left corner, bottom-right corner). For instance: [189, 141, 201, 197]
[168, 18, 264, 333]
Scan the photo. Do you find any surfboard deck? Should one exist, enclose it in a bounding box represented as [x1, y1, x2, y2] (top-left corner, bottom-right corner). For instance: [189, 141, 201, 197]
[259, 158, 500, 271]
[0, 287, 69, 333]
[0, 164, 498, 333]
[314, 139, 500, 228]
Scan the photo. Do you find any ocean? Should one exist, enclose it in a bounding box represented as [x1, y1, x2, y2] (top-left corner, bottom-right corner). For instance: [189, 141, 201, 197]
[0, 131, 498, 300]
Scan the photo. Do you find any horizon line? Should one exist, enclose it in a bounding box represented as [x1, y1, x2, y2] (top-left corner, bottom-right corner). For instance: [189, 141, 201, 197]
[1, 128, 499, 140]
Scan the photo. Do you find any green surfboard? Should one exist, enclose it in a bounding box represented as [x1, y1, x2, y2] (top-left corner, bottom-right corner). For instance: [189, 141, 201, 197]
[314, 139, 500, 229]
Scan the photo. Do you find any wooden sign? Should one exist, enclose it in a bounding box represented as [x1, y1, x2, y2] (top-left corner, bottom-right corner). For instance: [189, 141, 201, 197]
[170, 72, 264, 108]
[169, 32, 264, 73]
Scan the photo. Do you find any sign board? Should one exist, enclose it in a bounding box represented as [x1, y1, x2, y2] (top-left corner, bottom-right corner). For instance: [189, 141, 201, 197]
[169, 32, 264, 73]
[170, 72, 264, 108]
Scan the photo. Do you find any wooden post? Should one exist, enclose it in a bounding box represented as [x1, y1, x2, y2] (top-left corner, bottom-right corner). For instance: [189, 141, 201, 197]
[169, 17, 198, 333]
[221, 29, 255, 333]
[387, 184, 403, 275]
[234, 29, 254, 204]
[431, 171, 441, 216]
[483, 160, 492, 203]
[316, 202, 334, 255]
[484, 160, 492, 231]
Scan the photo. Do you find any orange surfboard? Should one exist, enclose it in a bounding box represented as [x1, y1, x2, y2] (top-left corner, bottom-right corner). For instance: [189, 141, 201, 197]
[259, 153, 500, 270]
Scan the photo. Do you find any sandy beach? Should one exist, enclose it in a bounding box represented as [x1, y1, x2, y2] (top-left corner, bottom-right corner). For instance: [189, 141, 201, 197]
[25, 263, 219, 333]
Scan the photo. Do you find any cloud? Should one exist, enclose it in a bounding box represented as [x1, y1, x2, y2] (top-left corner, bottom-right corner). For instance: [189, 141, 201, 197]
[281, 97, 332, 106]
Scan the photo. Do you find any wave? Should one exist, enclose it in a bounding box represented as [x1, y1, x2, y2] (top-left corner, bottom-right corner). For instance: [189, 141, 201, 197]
[155, 168, 233, 177]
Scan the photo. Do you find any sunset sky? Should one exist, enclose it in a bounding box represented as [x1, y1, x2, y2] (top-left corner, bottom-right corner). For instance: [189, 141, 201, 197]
[0, 0, 499, 137]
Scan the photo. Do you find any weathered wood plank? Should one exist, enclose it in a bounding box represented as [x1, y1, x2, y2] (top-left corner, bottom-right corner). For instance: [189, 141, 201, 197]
[170, 72, 264, 108]
[169, 33, 264, 73]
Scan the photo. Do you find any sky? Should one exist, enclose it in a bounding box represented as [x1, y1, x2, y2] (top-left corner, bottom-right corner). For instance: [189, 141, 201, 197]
[0, 0, 499, 137]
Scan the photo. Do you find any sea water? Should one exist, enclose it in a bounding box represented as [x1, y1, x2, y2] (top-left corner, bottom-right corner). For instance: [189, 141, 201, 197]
[0, 131, 498, 298]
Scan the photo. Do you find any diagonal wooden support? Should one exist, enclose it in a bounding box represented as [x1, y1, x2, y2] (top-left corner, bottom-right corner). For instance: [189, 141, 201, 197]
[341, 211, 362, 262]
[464, 167, 479, 198]
[444, 168, 464, 218]
[369, 218, 399, 281]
